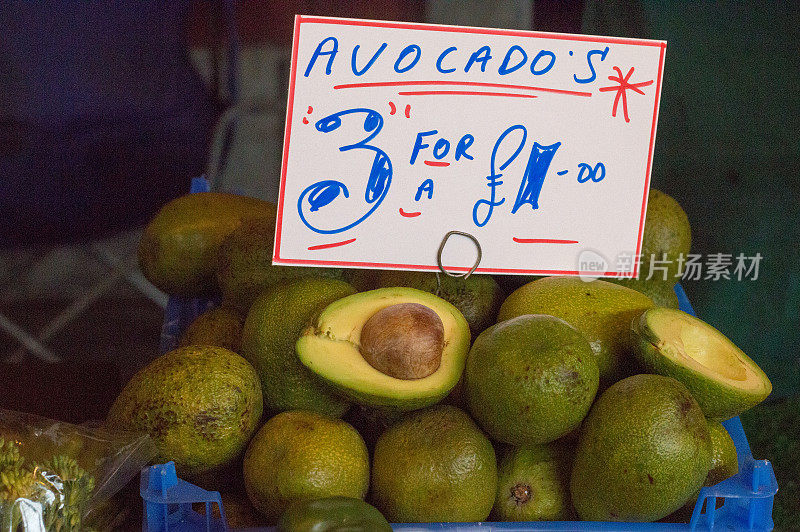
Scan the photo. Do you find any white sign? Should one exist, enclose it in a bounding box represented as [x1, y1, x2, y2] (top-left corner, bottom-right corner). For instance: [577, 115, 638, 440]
[274, 16, 666, 278]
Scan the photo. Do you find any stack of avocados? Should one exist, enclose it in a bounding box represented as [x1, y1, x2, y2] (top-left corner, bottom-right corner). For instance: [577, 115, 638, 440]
[108, 189, 773, 529]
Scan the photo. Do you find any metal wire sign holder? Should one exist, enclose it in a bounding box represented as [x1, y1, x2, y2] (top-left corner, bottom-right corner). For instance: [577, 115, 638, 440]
[434, 230, 482, 296]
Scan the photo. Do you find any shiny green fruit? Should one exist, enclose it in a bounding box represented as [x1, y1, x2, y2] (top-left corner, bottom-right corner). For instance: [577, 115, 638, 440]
[243, 411, 370, 523]
[571, 374, 711, 522]
[639, 189, 692, 283]
[106, 346, 262, 478]
[371, 405, 497, 522]
[499, 276, 654, 384]
[371, 270, 503, 337]
[138, 192, 275, 296]
[179, 305, 245, 353]
[217, 218, 342, 312]
[493, 444, 574, 521]
[706, 421, 739, 485]
[296, 288, 470, 410]
[241, 277, 355, 417]
[607, 278, 680, 308]
[277, 497, 391, 532]
[466, 314, 598, 445]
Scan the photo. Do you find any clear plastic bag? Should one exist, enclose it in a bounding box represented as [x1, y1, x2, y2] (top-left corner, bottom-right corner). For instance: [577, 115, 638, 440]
[0, 408, 155, 531]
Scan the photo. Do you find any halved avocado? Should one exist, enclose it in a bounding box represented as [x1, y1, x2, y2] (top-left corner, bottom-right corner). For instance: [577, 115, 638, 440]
[632, 307, 772, 420]
[296, 287, 470, 410]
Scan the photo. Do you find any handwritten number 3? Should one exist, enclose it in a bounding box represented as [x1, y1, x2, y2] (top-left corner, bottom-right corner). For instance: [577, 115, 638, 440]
[298, 108, 393, 234]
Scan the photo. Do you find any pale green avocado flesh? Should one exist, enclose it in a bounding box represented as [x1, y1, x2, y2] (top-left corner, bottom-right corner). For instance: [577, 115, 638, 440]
[296, 287, 471, 409]
[633, 307, 771, 420]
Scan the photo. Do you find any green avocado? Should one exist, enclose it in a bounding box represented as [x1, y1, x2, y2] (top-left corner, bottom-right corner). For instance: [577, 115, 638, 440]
[138, 192, 275, 296]
[296, 287, 471, 410]
[106, 345, 262, 478]
[370, 270, 504, 337]
[371, 405, 497, 522]
[498, 276, 654, 384]
[493, 443, 574, 521]
[243, 411, 370, 523]
[570, 374, 711, 522]
[607, 278, 680, 308]
[639, 189, 692, 283]
[632, 307, 772, 420]
[341, 268, 382, 292]
[217, 218, 343, 312]
[465, 314, 599, 445]
[241, 277, 356, 417]
[706, 420, 739, 485]
[664, 420, 739, 523]
[179, 305, 245, 353]
[277, 497, 392, 532]
[663, 418, 740, 523]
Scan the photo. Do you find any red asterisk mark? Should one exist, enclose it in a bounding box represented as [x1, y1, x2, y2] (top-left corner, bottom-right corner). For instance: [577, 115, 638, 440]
[598, 66, 654, 123]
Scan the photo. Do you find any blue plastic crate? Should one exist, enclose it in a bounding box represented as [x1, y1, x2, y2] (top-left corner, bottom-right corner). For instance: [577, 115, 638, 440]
[145, 177, 778, 531]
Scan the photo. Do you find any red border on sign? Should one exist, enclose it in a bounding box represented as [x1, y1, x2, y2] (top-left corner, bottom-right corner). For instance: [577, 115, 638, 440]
[273, 15, 667, 277]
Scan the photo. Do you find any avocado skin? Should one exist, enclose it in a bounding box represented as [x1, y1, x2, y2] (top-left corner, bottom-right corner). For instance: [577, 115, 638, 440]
[217, 218, 343, 313]
[632, 308, 772, 420]
[371, 405, 497, 523]
[493, 443, 574, 521]
[466, 314, 599, 445]
[243, 411, 370, 523]
[138, 192, 276, 296]
[706, 420, 739, 485]
[639, 189, 692, 283]
[179, 305, 245, 353]
[660, 418, 740, 523]
[277, 497, 392, 532]
[498, 276, 655, 384]
[608, 278, 680, 308]
[494, 274, 544, 294]
[106, 345, 263, 478]
[570, 374, 711, 522]
[241, 277, 355, 417]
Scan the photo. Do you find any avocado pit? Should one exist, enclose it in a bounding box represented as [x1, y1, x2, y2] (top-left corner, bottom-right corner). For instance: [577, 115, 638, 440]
[359, 303, 444, 380]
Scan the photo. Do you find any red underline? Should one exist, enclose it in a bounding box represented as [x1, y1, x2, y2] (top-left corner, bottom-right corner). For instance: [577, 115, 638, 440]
[307, 238, 356, 251]
[400, 90, 537, 99]
[334, 80, 593, 97]
[399, 208, 421, 217]
[424, 160, 450, 167]
[513, 238, 579, 244]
